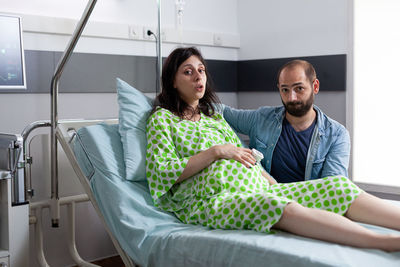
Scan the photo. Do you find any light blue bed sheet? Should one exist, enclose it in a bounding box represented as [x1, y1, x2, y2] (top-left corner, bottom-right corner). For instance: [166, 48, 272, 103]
[74, 123, 400, 267]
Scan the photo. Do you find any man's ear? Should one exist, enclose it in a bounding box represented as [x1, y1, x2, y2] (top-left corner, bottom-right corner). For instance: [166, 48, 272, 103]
[313, 79, 320, 94]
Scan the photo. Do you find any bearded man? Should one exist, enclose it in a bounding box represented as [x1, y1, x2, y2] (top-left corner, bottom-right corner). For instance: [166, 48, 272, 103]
[223, 60, 350, 183]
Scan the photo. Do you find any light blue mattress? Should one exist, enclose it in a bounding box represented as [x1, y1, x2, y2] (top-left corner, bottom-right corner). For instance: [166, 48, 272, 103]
[73, 123, 400, 267]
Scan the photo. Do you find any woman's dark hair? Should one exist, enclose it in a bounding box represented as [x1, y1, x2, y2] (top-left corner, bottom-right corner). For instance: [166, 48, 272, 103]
[153, 46, 220, 119]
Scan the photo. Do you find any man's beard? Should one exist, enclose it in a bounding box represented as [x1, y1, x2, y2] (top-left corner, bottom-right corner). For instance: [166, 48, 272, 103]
[282, 93, 314, 117]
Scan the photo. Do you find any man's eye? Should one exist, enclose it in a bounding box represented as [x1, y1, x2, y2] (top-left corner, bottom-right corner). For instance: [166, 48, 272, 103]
[281, 88, 289, 93]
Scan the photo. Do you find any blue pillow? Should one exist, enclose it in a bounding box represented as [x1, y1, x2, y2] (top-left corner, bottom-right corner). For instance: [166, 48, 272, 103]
[117, 78, 153, 181]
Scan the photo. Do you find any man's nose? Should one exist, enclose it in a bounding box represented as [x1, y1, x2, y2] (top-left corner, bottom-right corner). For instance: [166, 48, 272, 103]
[288, 90, 298, 101]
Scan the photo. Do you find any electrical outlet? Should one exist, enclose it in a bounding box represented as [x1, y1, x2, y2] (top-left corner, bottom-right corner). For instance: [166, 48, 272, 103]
[143, 27, 156, 40]
[128, 25, 141, 39]
[213, 34, 223, 46]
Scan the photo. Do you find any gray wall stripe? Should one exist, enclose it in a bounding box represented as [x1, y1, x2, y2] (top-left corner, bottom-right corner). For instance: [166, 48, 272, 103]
[0, 51, 345, 94]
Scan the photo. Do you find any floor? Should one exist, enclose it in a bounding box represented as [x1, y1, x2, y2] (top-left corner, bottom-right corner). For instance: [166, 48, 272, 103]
[72, 255, 125, 267]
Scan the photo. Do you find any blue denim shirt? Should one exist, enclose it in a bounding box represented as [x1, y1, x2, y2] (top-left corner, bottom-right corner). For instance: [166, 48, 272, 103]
[223, 105, 350, 180]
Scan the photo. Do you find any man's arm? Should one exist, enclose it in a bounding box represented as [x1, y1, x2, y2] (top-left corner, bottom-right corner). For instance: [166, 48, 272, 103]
[222, 105, 258, 135]
[261, 169, 277, 185]
[320, 127, 350, 178]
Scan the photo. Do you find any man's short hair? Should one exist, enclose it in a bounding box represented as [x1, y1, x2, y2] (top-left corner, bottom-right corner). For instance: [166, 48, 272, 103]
[277, 60, 316, 85]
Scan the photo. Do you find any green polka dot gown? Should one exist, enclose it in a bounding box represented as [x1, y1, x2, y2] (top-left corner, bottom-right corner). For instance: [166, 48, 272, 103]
[146, 108, 362, 232]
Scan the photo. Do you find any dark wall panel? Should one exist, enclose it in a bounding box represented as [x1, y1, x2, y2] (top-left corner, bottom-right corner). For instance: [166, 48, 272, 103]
[206, 59, 238, 92]
[238, 54, 346, 92]
[0, 51, 346, 94]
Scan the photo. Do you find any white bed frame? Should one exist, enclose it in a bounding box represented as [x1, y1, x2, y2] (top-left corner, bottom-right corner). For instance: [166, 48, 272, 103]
[56, 119, 136, 267]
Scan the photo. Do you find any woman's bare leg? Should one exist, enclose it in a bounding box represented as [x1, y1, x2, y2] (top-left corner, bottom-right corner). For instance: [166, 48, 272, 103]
[345, 192, 400, 231]
[273, 202, 400, 251]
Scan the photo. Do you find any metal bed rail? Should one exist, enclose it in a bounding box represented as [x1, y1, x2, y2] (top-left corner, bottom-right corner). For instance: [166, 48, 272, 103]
[21, 120, 51, 201]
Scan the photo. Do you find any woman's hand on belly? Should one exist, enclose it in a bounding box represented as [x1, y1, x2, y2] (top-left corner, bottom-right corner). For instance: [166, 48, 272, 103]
[177, 144, 256, 183]
[214, 144, 256, 168]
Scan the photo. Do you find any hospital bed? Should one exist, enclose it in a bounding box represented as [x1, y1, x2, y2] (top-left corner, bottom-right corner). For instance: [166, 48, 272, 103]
[54, 79, 400, 267]
[24, 0, 400, 266]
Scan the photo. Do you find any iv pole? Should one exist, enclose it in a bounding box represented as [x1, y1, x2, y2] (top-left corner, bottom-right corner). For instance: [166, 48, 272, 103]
[156, 0, 162, 93]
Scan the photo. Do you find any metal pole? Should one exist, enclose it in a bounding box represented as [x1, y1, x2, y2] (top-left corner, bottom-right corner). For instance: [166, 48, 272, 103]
[50, 0, 98, 227]
[157, 0, 162, 93]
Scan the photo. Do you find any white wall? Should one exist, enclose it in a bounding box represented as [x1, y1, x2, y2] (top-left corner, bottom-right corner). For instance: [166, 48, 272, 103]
[236, 0, 349, 126]
[0, 0, 238, 35]
[0, 1, 239, 266]
[237, 0, 348, 60]
[0, 0, 239, 60]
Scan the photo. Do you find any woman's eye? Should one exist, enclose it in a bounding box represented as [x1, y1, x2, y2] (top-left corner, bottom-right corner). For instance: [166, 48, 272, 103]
[199, 69, 205, 73]
[184, 70, 192, 75]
